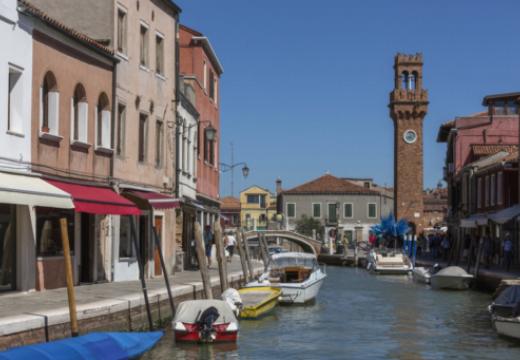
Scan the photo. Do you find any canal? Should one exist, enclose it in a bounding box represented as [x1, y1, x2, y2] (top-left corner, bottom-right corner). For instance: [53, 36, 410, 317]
[143, 266, 520, 359]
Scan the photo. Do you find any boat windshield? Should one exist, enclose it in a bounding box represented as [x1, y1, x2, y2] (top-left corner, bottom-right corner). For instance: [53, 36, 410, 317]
[271, 256, 317, 269]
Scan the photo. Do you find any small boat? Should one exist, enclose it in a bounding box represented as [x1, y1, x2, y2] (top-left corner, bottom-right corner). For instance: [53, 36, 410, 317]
[246, 252, 326, 304]
[367, 249, 412, 275]
[0, 331, 163, 360]
[172, 300, 239, 343]
[430, 266, 474, 290]
[489, 284, 520, 340]
[412, 264, 441, 285]
[238, 286, 281, 319]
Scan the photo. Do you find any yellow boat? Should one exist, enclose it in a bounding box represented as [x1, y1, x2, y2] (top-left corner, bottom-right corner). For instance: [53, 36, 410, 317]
[238, 286, 281, 319]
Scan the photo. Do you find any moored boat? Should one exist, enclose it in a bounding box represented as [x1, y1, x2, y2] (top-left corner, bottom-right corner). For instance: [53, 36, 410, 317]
[172, 300, 239, 343]
[489, 284, 520, 340]
[430, 266, 473, 290]
[246, 252, 326, 304]
[238, 286, 281, 319]
[367, 249, 412, 275]
[0, 331, 163, 360]
[412, 267, 431, 284]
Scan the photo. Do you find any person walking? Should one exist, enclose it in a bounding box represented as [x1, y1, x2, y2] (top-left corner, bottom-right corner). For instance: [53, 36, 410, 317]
[203, 225, 214, 268]
[225, 231, 237, 262]
[482, 233, 493, 269]
[441, 235, 450, 262]
[503, 233, 513, 272]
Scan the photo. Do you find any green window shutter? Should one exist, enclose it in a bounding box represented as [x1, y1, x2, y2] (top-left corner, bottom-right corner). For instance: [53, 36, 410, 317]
[344, 204, 352, 218]
[313, 204, 321, 217]
[368, 204, 376, 218]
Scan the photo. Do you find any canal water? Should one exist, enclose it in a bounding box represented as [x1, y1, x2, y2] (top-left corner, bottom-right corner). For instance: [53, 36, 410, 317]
[143, 266, 520, 359]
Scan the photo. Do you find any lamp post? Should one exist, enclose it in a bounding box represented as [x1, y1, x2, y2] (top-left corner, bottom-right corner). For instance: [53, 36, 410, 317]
[220, 141, 250, 199]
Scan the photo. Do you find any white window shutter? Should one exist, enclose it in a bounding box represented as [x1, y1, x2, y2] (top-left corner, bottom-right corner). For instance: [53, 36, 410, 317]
[39, 86, 43, 131]
[102, 110, 111, 148]
[79, 102, 88, 142]
[48, 91, 59, 135]
[94, 106, 98, 146]
[70, 97, 74, 140]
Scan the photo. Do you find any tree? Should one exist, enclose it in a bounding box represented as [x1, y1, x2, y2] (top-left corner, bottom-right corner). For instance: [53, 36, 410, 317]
[295, 215, 323, 238]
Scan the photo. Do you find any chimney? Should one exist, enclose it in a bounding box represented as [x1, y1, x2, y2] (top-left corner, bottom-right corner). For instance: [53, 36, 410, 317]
[276, 178, 282, 194]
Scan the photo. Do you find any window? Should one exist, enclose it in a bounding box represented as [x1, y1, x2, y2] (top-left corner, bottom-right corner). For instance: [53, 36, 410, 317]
[155, 34, 164, 75]
[119, 216, 136, 258]
[506, 100, 518, 115]
[368, 203, 377, 219]
[328, 203, 337, 223]
[401, 71, 409, 90]
[247, 194, 260, 204]
[139, 24, 148, 67]
[138, 113, 147, 162]
[96, 93, 111, 148]
[493, 100, 506, 115]
[344, 203, 353, 218]
[477, 177, 482, 208]
[312, 203, 321, 218]
[40, 71, 59, 135]
[117, 8, 127, 54]
[36, 207, 74, 256]
[155, 119, 163, 167]
[490, 174, 496, 206]
[485, 175, 489, 207]
[204, 128, 215, 165]
[116, 104, 126, 155]
[209, 70, 215, 99]
[71, 84, 87, 143]
[497, 172, 503, 205]
[287, 203, 296, 218]
[8, 65, 23, 134]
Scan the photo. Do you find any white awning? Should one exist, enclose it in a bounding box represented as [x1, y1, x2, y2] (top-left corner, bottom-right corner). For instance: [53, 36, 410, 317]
[0, 172, 74, 209]
[460, 214, 488, 228]
[489, 205, 520, 225]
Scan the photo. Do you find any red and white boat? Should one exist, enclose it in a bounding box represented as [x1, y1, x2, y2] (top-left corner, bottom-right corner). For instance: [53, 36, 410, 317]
[172, 300, 239, 343]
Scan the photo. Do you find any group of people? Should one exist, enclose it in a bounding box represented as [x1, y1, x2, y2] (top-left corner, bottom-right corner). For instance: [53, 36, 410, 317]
[462, 231, 514, 271]
[202, 225, 237, 268]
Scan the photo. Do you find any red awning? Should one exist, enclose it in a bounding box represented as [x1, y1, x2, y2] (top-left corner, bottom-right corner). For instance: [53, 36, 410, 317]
[46, 180, 141, 215]
[124, 190, 181, 209]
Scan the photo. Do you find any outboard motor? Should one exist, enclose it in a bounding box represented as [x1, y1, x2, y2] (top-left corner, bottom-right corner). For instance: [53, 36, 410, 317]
[432, 263, 441, 274]
[196, 306, 220, 342]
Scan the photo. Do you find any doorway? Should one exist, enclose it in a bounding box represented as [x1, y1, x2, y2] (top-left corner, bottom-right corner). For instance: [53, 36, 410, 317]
[0, 205, 16, 292]
[80, 213, 95, 283]
[182, 209, 197, 270]
[154, 216, 163, 276]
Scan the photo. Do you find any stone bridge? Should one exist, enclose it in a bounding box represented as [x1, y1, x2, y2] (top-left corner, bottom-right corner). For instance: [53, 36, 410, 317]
[243, 230, 321, 255]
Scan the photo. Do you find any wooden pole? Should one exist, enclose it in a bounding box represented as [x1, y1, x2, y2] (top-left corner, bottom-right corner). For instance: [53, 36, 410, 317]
[194, 222, 213, 299]
[129, 217, 154, 330]
[241, 230, 255, 280]
[236, 230, 250, 283]
[151, 226, 175, 316]
[214, 222, 228, 292]
[258, 233, 269, 271]
[59, 218, 79, 337]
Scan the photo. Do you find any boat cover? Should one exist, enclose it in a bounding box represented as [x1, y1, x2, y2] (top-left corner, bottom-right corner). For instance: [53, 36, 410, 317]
[493, 285, 520, 317]
[433, 266, 472, 277]
[0, 331, 163, 360]
[174, 300, 237, 324]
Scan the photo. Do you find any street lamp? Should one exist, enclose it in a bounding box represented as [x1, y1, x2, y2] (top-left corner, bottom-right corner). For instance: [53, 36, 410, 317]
[220, 161, 250, 196]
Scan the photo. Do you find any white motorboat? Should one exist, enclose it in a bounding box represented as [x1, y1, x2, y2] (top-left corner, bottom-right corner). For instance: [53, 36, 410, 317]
[430, 266, 473, 290]
[366, 249, 412, 275]
[246, 252, 326, 304]
[489, 284, 520, 340]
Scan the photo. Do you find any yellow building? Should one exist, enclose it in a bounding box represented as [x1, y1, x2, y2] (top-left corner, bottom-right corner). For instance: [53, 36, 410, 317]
[240, 186, 277, 230]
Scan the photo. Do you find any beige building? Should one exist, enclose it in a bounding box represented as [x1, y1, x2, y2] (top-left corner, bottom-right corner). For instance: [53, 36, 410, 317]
[28, 0, 182, 280]
[240, 186, 277, 231]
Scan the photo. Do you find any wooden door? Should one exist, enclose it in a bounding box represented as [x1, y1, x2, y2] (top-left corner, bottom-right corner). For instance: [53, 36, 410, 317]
[154, 216, 163, 276]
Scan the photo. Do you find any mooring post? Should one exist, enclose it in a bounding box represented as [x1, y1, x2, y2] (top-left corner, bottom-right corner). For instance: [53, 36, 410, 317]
[129, 217, 154, 330]
[258, 233, 269, 271]
[241, 230, 255, 280]
[59, 218, 79, 337]
[152, 226, 175, 316]
[194, 222, 213, 299]
[214, 222, 228, 292]
[236, 230, 250, 283]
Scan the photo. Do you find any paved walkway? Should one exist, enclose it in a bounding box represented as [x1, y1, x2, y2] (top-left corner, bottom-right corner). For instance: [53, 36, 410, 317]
[0, 257, 262, 337]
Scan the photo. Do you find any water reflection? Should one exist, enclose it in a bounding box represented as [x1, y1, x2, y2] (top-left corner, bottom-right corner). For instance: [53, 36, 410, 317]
[145, 267, 520, 360]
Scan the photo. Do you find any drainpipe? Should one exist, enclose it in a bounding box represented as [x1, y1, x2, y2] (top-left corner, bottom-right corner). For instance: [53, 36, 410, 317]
[174, 17, 181, 199]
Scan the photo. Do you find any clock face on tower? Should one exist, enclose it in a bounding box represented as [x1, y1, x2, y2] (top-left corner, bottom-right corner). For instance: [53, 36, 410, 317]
[403, 129, 417, 144]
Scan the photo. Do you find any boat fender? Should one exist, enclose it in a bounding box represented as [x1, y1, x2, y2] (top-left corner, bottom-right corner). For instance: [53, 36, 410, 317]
[222, 288, 243, 316]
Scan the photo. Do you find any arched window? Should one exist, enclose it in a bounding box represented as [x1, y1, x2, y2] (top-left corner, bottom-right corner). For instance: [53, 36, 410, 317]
[40, 72, 59, 135]
[410, 71, 418, 90]
[71, 84, 87, 142]
[400, 71, 409, 90]
[96, 93, 111, 148]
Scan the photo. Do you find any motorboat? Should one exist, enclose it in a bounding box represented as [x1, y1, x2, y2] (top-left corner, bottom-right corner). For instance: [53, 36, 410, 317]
[238, 286, 281, 319]
[246, 252, 327, 304]
[489, 283, 520, 340]
[430, 266, 473, 290]
[0, 331, 163, 359]
[172, 300, 239, 343]
[412, 264, 441, 285]
[366, 249, 412, 275]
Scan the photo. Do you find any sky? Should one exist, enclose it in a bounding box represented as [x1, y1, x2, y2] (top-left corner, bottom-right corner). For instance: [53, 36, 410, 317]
[176, 0, 520, 197]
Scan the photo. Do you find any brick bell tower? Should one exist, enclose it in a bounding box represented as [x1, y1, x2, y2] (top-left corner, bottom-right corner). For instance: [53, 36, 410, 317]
[389, 53, 428, 231]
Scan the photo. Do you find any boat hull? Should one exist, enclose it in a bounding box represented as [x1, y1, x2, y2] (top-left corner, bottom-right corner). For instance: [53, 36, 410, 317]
[238, 287, 280, 319]
[276, 272, 326, 304]
[430, 275, 472, 290]
[174, 326, 238, 343]
[493, 317, 520, 340]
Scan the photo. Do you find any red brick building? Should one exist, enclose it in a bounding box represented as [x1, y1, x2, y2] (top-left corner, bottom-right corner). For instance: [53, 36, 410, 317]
[179, 25, 223, 230]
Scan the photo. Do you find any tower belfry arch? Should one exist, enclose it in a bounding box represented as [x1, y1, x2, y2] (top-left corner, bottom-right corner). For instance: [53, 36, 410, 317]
[389, 53, 429, 232]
